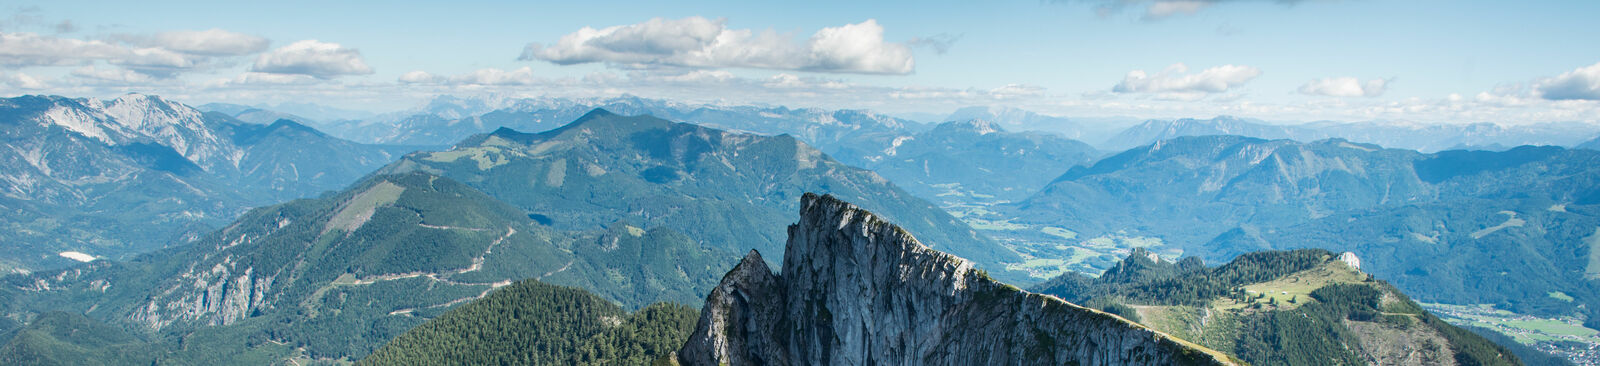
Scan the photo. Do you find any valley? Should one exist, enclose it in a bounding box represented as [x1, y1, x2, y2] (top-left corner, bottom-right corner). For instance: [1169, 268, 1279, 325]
[1427, 303, 1600, 364]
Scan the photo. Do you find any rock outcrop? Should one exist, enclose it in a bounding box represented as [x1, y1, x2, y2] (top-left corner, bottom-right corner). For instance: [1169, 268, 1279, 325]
[678, 193, 1238, 365]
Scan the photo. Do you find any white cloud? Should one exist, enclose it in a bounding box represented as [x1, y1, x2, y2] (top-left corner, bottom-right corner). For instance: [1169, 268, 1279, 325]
[989, 84, 1047, 99]
[251, 40, 373, 79]
[522, 17, 914, 74]
[1146, 1, 1213, 18]
[1, 30, 266, 78]
[398, 70, 442, 84]
[1298, 77, 1388, 97]
[650, 69, 736, 84]
[452, 67, 538, 86]
[1535, 62, 1600, 101]
[0, 32, 125, 67]
[108, 47, 196, 77]
[149, 29, 269, 56]
[805, 20, 914, 74]
[399, 67, 540, 86]
[763, 73, 847, 89]
[227, 71, 322, 85]
[0, 71, 48, 89]
[70, 66, 156, 84]
[1112, 63, 1261, 94]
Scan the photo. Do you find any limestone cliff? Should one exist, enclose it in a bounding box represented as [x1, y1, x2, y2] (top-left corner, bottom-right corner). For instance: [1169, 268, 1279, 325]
[678, 193, 1239, 365]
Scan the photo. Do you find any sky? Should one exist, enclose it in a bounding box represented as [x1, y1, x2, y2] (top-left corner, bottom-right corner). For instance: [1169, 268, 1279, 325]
[1, 0, 1598, 124]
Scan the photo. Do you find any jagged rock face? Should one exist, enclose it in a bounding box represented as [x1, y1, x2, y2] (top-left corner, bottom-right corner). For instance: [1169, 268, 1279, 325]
[679, 193, 1237, 366]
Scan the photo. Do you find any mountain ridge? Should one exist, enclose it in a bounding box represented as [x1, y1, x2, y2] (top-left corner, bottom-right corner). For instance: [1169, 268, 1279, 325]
[677, 193, 1239, 365]
[382, 109, 1023, 278]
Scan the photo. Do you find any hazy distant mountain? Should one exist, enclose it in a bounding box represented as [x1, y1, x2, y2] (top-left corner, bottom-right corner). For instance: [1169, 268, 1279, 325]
[1016, 135, 1428, 246]
[946, 105, 1134, 144]
[1101, 116, 1312, 151]
[1032, 248, 1520, 365]
[380, 109, 1020, 274]
[0, 94, 407, 273]
[1578, 136, 1600, 151]
[1104, 116, 1599, 152]
[856, 119, 1100, 203]
[1308, 120, 1599, 153]
[258, 101, 376, 122]
[1009, 134, 1600, 336]
[199, 102, 317, 126]
[308, 95, 922, 162]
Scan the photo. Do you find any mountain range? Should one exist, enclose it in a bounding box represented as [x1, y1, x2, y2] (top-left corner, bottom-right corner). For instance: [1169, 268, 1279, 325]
[0, 108, 1020, 362]
[851, 118, 1100, 204]
[1103, 116, 1599, 152]
[376, 109, 1021, 275]
[4, 92, 1593, 364]
[1004, 135, 1600, 338]
[0, 94, 408, 273]
[1, 170, 736, 362]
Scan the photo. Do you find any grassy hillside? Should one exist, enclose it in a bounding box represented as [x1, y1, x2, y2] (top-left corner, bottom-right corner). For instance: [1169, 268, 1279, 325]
[1, 171, 734, 362]
[1034, 249, 1521, 365]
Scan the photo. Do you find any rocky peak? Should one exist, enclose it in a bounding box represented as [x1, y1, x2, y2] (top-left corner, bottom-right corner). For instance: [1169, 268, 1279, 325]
[1339, 251, 1361, 269]
[678, 193, 1238, 365]
[936, 118, 1003, 135]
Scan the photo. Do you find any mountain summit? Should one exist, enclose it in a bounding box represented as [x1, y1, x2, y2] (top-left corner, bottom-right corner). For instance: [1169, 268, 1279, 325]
[386, 110, 1021, 275]
[677, 193, 1237, 365]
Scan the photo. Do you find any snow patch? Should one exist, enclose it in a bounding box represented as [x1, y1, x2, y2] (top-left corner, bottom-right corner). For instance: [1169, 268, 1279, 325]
[59, 251, 96, 262]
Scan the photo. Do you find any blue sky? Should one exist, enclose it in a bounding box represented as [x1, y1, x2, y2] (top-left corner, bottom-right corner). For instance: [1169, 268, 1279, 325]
[1, 0, 1597, 124]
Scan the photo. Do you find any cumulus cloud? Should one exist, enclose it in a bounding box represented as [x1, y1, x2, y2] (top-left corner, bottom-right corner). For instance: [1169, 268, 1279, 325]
[70, 66, 156, 84]
[0, 32, 125, 67]
[1146, 1, 1212, 18]
[1298, 77, 1388, 97]
[2, 30, 270, 78]
[227, 71, 322, 85]
[0, 71, 48, 89]
[1112, 63, 1261, 94]
[251, 40, 373, 79]
[521, 17, 914, 74]
[1535, 62, 1600, 101]
[108, 47, 197, 77]
[451, 67, 539, 86]
[398, 70, 442, 84]
[148, 29, 269, 56]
